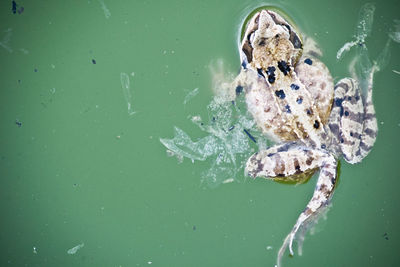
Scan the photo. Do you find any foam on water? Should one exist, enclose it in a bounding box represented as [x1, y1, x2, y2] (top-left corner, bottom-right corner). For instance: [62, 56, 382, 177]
[160, 61, 270, 187]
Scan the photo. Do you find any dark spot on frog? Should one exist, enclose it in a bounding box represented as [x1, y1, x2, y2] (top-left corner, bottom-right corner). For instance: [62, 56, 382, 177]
[285, 105, 291, 113]
[257, 68, 265, 78]
[235, 85, 243, 95]
[340, 138, 344, 143]
[335, 98, 343, 107]
[275, 89, 285, 99]
[331, 177, 336, 184]
[241, 61, 247, 69]
[277, 60, 290, 75]
[344, 111, 349, 116]
[267, 66, 276, 73]
[355, 96, 360, 101]
[267, 153, 275, 157]
[296, 97, 303, 104]
[313, 120, 320, 129]
[92, 59, 96, 64]
[350, 131, 353, 137]
[304, 58, 313, 65]
[321, 144, 326, 149]
[276, 173, 285, 177]
[255, 161, 264, 174]
[15, 120, 22, 127]
[306, 108, 313, 116]
[228, 125, 235, 131]
[268, 75, 276, 84]
[267, 66, 276, 83]
[348, 96, 352, 101]
[244, 129, 256, 143]
[306, 157, 314, 165]
[290, 83, 299, 90]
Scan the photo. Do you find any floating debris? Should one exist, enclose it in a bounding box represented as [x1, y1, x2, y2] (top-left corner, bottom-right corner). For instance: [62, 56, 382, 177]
[15, 120, 22, 127]
[0, 28, 13, 53]
[389, 19, 400, 43]
[92, 59, 96, 64]
[161, 94, 269, 187]
[183, 88, 199, 105]
[243, 129, 256, 143]
[98, 0, 111, 19]
[383, 232, 389, 240]
[393, 70, 400, 75]
[336, 3, 375, 60]
[120, 72, 136, 115]
[11, 1, 17, 14]
[67, 243, 84, 255]
[222, 178, 234, 184]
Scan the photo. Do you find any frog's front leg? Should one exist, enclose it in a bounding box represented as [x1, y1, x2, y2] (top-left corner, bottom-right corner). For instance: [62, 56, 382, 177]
[246, 142, 337, 264]
[329, 77, 377, 163]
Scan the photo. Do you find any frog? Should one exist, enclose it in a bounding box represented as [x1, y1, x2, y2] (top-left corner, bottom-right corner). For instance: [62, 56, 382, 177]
[229, 9, 378, 266]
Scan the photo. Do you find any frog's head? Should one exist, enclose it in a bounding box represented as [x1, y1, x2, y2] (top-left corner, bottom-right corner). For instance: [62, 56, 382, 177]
[240, 9, 302, 71]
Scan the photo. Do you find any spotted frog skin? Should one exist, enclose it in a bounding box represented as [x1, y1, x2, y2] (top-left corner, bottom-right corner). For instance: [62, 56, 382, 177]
[231, 9, 378, 265]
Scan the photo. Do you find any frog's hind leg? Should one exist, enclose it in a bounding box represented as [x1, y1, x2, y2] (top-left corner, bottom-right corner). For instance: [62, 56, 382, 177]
[329, 77, 377, 163]
[246, 143, 337, 266]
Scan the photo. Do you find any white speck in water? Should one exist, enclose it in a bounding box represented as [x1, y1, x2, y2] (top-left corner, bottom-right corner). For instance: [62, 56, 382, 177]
[266, 246, 273, 250]
[147, 261, 152, 265]
[191, 115, 201, 122]
[67, 243, 84, 255]
[51, 64, 55, 69]
[50, 88, 56, 94]
[33, 247, 37, 254]
[393, 70, 400, 75]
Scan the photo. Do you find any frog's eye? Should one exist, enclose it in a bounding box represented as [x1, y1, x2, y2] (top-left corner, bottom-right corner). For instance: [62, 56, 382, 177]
[248, 32, 256, 44]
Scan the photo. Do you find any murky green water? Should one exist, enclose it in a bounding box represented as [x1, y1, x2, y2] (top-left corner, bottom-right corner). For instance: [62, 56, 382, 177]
[1, 0, 399, 266]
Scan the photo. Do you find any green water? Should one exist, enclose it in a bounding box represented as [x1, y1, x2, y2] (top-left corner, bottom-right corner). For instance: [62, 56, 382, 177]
[1, 0, 399, 266]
